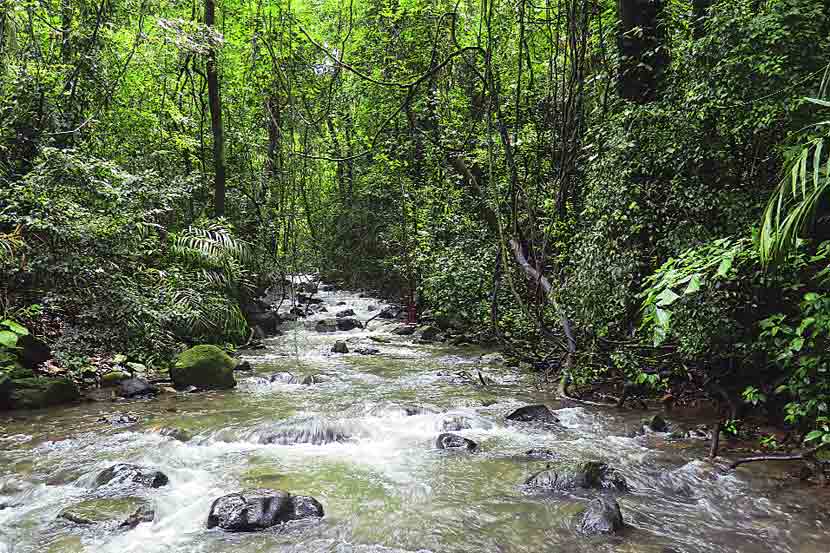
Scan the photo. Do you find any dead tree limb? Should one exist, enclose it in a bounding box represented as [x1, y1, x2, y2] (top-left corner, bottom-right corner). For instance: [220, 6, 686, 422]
[729, 443, 829, 470]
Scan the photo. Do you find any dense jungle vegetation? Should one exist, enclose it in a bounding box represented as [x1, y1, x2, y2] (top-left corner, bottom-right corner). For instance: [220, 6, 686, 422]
[2, 0, 830, 449]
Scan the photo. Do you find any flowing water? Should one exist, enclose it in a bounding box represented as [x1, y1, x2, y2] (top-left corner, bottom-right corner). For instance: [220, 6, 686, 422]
[2, 288, 830, 553]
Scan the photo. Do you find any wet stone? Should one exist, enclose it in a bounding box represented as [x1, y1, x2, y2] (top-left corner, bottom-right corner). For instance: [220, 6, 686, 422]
[336, 318, 362, 331]
[506, 404, 559, 424]
[59, 497, 152, 527]
[94, 464, 169, 489]
[524, 461, 628, 492]
[577, 496, 624, 535]
[117, 378, 158, 399]
[270, 372, 299, 384]
[97, 412, 139, 426]
[335, 308, 356, 318]
[207, 489, 323, 531]
[332, 341, 349, 354]
[436, 433, 478, 452]
[525, 448, 557, 459]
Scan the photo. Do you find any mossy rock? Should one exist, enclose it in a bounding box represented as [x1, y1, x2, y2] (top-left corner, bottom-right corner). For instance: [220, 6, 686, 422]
[59, 497, 151, 526]
[171, 345, 236, 389]
[0, 377, 79, 410]
[101, 371, 130, 387]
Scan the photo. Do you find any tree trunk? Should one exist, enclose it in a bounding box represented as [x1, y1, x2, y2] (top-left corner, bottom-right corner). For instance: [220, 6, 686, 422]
[617, 0, 668, 102]
[206, 0, 226, 217]
[692, 0, 714, 38]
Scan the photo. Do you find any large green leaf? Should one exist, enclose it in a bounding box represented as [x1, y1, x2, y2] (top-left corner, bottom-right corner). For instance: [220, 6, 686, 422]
[656, 288, 681, 307]
[0, 330, 19, 348]
[1, 319, 29, 336]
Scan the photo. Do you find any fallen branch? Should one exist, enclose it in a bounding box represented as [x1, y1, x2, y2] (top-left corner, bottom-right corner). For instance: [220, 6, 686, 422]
[729, 443, 829, 470]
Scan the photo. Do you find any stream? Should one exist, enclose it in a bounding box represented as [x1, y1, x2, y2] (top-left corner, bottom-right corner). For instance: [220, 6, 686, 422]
[1, 286, 830, 553]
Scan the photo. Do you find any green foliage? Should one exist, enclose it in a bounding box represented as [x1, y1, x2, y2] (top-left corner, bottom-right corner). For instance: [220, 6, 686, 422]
[759, 290, 830, 439]
[760, 82, 830, 264]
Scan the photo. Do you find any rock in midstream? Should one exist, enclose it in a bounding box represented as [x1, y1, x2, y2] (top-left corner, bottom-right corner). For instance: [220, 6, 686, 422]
[94, 464, 169, 489]
[505, 404, 559, 424]
[577, 496, 624, 535]
[435, 432, 478, 452]
[59, 497, 154, 527]
[524, 461, 628, 492]
[207, 489, 323, 531]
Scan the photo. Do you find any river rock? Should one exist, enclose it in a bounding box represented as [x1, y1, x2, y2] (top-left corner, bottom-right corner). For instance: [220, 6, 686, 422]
[101, 371, 130, 387]
[289, 306, 306, 318]
[0, 376, 79, 411]
[436, 433, 478, 452]
[335, 308, 356, 318]
[577, 496, 624, 535]
[269, 372, 299, 384]
[18, 334, 52, 369]
[336, 318, 362, 331]
[378, 306, 397, 319]
[367, 304, 378, 311]
[524, 461, 628, 492]
[243, 300, 282, 335]
[94, 464, 169, 489]
[645, 414, 669, 433]
[300, 374, 326, 385]
[207, 489, 323, 531]
[314, 319, 338, 333]
[320, 284, 335, 292]
[118, 378, 159, 398]
[235, 361, 253, 372]
[155, 426, 193, 442]
[354, 347, 380, 355]
[97, 412, 139, 426]
[418, 326, 442, 343]
[59, 497, 153, 527]
[171, 345, 237, 390]
[525, 448, 557, 459]
[506, 404, 559, 424]
[392, 325, 416, 336]
[332, 341, 349, 354]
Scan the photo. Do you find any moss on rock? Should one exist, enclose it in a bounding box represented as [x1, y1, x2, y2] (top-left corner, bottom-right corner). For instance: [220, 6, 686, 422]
[171, 345, 236, 389]
[0, 377, 79, 410]
[101, 371, 130, 387]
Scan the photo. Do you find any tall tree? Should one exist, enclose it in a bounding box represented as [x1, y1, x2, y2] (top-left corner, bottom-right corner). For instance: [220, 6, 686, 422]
[205, 0, 226, 217]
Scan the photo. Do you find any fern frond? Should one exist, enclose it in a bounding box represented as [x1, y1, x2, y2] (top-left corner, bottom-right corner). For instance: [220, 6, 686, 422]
[760, 136, 830, 264]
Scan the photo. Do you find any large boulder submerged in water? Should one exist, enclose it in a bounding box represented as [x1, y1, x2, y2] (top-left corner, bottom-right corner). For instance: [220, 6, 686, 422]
[171, 345, 237, 390]
[59, 497, 154, 528]
[525, 461, 628, 492]
[207, 489, 323, 531]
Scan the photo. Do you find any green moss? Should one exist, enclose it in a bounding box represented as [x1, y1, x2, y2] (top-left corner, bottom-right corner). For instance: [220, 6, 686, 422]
[101, 371, 130, 387]
[59, 497, 150, 525]
[171, 345, 236, 389]
[0, 377, 79, 410]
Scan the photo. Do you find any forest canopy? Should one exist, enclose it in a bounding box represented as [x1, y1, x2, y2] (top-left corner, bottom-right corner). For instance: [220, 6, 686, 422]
[2, 0, 830, 443]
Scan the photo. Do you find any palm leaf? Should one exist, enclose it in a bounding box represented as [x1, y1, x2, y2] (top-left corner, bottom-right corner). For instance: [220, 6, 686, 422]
[760, 135, 830, 264]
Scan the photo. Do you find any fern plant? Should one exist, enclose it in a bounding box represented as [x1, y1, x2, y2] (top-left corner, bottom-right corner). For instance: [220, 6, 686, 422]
[760, 74, 830, 264]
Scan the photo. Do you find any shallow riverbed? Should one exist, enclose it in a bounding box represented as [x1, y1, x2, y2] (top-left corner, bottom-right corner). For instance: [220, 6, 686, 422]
[1, 288, 829, 553]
